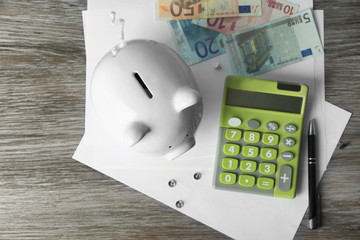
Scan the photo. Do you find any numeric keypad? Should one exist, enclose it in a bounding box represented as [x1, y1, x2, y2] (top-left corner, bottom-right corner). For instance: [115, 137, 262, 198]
[216, 119, 299, 196]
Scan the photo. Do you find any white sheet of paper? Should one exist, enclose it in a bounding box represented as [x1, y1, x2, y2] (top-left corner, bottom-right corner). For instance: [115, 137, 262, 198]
[73, 1, 351, 239]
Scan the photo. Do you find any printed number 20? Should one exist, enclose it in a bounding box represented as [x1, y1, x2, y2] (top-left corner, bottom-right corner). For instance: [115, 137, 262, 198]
[195, 38, 219, 58]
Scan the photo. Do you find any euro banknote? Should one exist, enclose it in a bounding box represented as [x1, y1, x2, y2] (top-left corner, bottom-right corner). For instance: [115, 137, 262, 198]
[156, 0, 262, 21]
[220, 9, 324, 77]
[168, 20, 225, 65]
[192, 0, 299, 34]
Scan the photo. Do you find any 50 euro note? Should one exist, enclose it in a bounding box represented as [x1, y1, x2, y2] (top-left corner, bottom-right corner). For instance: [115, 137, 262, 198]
[192, 0, 299, 34]
[156, 0, 262, 21]
[220, 9, 324, 77]
[168, 20, 225, 65]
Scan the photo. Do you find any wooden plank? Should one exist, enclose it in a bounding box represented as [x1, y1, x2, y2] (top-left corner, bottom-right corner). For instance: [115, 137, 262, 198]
[0, 0, 359, 239]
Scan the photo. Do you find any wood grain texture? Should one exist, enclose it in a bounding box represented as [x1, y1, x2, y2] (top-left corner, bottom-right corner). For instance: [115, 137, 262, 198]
[0, 0, 359, 239]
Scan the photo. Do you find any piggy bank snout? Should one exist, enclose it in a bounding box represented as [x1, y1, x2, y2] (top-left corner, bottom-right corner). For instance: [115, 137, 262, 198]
[158, 99, 202, 160]
[165, 136, 195, 160]
[126, 100, 202, 160]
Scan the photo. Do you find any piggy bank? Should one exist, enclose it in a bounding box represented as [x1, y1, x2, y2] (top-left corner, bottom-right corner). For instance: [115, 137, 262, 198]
[91, 39, 203, 160]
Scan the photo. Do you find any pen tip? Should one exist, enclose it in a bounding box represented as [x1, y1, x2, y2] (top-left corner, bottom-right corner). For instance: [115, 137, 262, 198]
[309, 119, 316, 135]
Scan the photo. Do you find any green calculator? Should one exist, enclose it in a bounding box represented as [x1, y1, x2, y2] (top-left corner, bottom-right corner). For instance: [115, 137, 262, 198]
[213, 76, 308, 199]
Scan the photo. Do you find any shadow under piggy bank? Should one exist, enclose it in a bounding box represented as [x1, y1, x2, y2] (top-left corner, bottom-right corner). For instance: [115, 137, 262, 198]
[91, 39, 203, 160]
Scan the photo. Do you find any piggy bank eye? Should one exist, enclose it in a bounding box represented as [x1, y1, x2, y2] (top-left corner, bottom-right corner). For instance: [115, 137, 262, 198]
[133, 72, 153, 99]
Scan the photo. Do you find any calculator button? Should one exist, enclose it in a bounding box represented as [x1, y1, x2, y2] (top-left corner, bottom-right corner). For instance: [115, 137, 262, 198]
[282, 137, 296, 147]
[223, 144, 240, 156]
[242, 146, 259, 158]
[266, 122, 279, 131]
[247, 119, 260, 129]
[260, 148, 277, 160]
[284, 124, 297, 133]
[238, 175, 255, 187]
[220, 172, 237, 185]
[225, 129, 242, 141]
[277, 165, 293, 191]
[259, 163, 276, 175]
[228, 117, 242, 127]
[262, 133, 279, 146]
[257, 177, 274, 190]
[222, 158, 239, 170]
[243, 131, 260, 143]
[280, 151, 294, 161]
[240, 160, 257, 173]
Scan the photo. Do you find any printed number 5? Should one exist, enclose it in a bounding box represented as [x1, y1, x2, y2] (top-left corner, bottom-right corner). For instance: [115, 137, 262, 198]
[303, 12, 311, 23]
[248, 148, 254, 156]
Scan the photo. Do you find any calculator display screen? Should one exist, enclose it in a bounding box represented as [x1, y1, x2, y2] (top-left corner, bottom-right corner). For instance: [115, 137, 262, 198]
[226, 88, 303, 114]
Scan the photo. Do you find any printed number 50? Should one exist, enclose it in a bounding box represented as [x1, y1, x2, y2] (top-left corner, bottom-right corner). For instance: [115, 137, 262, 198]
[170, 1, 194, 17]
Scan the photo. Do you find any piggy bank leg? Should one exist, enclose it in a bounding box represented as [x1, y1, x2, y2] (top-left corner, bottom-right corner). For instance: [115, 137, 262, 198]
[123, 122, 150, 147]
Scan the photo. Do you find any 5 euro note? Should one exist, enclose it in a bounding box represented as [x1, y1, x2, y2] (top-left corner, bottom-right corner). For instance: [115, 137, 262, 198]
[220, 9, 324, 77]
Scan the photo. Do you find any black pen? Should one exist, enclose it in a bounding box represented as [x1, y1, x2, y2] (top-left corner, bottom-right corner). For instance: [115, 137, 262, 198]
[308, 119, 319, 229]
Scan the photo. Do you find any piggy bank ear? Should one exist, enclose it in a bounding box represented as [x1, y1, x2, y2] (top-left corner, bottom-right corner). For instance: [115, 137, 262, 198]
[123, 122, 150, 147]
[173, 87, 202, 112]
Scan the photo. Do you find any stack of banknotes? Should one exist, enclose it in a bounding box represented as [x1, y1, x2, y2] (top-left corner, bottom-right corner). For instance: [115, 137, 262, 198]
[156, 0, 323, 77]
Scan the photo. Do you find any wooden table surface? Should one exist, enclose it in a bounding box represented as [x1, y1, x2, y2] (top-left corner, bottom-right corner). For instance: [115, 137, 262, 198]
[1, 0, 359, 239]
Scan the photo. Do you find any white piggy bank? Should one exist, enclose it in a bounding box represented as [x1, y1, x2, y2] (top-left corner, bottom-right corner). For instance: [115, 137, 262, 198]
[91, 39, 203, 160]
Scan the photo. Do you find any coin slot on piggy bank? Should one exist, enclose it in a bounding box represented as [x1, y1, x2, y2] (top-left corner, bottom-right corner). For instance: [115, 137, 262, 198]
[133, 72, 153, 99]
[90, 20, 203, 160]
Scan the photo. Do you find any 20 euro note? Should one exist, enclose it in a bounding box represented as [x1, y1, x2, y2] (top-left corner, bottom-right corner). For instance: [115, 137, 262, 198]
[156, 0, 262, 21]
[192, 0, 299, 34]
[169, 20, 225, 65]
[221, 9, 324, 77]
